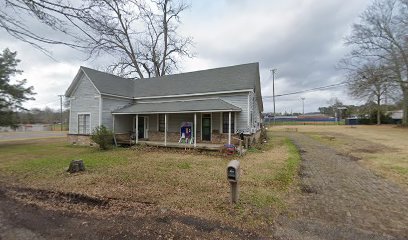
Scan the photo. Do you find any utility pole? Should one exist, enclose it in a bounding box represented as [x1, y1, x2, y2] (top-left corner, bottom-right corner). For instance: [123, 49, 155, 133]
[301, 97, 305, 115]
[271, 69, 277, 125]
[58, 95, 64, 131]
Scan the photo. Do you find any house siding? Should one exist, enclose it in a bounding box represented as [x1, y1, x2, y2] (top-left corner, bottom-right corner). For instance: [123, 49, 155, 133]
[220, 94, 248, 133]
[102, 96, 133, 130]
[252, 93, 261, 130]
[69, 74, 100, 134]
[113, 114, 133, 133]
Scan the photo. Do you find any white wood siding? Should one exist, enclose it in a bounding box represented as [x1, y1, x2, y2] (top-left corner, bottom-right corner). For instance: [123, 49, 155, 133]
[113, 115, 133, 133]
[167, 113, 194, 132]
[69, 74, 100, 134]
[219, 94, 248, 133]
[252, 92, 261, 130]
[212, 112, 221, 132]
[102, 97, 133, 130]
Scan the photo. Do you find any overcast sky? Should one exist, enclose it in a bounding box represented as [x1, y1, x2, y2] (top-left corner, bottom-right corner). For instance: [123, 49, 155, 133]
[0, 0, 372, 114]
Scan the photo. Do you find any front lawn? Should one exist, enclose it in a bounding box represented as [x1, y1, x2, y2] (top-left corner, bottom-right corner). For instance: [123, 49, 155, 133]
[0, 135, 300, 231]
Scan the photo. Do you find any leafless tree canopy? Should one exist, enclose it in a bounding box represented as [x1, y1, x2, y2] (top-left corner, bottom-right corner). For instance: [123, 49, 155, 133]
[0, 0, 193, 78]
[347, 63, 396, 124]
[342, 0, 408, 124]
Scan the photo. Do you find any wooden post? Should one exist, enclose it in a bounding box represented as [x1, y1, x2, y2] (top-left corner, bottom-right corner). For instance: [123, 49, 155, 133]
[164, 113, 167, 146]
[230, 182, 239, 203]
[239, 139, 242, 156]
[228, 112, 231, 145]
[113, 115, 117, 147]
[136, 114, 139, 144]
[194, 113, 197, 148]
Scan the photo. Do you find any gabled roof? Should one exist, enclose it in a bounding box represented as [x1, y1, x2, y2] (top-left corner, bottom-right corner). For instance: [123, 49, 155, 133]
[65, 62, 263, 111]
[65, 66, 136, 98]
[113, 99, 241, 114]
[131, 63, 259, 98]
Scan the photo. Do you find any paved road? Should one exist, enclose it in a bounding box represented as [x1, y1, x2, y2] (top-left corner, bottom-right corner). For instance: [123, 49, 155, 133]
[0, 131, 67, 141]
[273, 132, 408, 240]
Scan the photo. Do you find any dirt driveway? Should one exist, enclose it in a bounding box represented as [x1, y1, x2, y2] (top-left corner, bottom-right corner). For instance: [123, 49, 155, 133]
[0, 185, 257, 239]
[273, 132, 408, 240]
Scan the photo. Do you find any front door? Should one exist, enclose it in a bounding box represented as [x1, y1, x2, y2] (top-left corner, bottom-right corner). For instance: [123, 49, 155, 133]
[138, 116, 145, 139]
[202, 114, 211, 141]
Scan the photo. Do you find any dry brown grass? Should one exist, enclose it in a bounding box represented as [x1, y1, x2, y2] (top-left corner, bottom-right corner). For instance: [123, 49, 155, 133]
[0, 135, 299, 232]
[269, 125, 408, 189]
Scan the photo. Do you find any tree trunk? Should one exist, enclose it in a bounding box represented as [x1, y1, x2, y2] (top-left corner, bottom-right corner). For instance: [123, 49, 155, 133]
[402, 89, 408, 125]
[377, 99, 381, 125]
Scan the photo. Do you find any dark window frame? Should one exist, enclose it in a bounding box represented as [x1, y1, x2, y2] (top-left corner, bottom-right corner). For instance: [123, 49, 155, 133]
[158, 114, 165, 132]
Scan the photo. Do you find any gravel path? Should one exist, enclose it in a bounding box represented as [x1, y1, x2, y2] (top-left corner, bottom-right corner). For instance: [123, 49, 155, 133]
[273, 132, 408, 240]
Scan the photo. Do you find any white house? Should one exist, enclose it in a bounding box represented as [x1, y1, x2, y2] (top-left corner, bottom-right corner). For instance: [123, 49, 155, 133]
[65, 62, 263, 147]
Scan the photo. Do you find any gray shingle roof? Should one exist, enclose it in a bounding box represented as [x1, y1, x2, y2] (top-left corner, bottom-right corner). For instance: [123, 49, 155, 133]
[131, 63, 259, 98]
[80, 63, 259, 98]
[66, 62, 263, 112]
[112, 99, 241, 114]
[80, 67, 136, 98]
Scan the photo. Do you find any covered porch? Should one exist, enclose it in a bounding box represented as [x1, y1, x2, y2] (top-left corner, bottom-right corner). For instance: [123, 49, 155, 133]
[138, 140, 223, 151]
[111, 99, 241, 148]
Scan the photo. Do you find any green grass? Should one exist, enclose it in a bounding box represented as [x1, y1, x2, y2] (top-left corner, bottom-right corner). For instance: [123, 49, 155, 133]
[0, 136, 301, 232]
[248, 189, 283, 208]
[273, 138, 301, 189]
[0, 140, 128, 180]
[50, 124, 69, 131]
[240, 136, 301, 211]
[391, 166, 408, 175]
[177, 162, 191, 169]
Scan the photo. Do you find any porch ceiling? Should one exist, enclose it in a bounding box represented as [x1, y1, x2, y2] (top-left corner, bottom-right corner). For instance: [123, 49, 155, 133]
[112, 98, 241, 114]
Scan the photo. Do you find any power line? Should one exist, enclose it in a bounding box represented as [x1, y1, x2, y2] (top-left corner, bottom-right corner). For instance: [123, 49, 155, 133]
[263, 81, 347, 98]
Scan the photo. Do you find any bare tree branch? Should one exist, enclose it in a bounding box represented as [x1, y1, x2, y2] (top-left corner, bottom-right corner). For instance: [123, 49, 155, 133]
[0, 0, 194, 78]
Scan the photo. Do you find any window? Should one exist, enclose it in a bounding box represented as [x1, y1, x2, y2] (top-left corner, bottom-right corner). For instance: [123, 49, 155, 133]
[222, 112, 235, 133]
[78, 114, 90, 134]
[158, 114, 165, 132]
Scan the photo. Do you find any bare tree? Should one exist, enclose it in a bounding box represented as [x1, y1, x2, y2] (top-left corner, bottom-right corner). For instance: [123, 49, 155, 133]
[344, 0, 408, 124]
[0, 0, 193, 78]
[348, 64, 395, 124]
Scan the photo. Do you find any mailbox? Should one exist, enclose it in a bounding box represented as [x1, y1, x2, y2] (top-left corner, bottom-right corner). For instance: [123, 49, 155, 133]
[227, 160, 240, 182]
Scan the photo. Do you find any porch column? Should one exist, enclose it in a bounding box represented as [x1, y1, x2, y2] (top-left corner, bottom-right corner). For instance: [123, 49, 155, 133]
[194, 113, 197, 148]
[112, 114, 117, 146]
[228, 111, 231, 145]
[112, 115, 115, 133]
[164, 113, 167, 146]
[136, 114, 139, 144]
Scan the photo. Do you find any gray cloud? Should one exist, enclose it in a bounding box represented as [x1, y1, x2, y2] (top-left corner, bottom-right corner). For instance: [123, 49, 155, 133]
[181, 0, 372, 113]
[0, 0, 372, 113]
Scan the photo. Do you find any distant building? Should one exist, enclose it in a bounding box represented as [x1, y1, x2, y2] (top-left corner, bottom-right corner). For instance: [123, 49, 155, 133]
[387, 110, 403, 124]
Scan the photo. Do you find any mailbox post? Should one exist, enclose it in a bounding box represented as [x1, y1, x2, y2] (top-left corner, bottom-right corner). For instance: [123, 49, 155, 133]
[227, 160, 240, 203]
